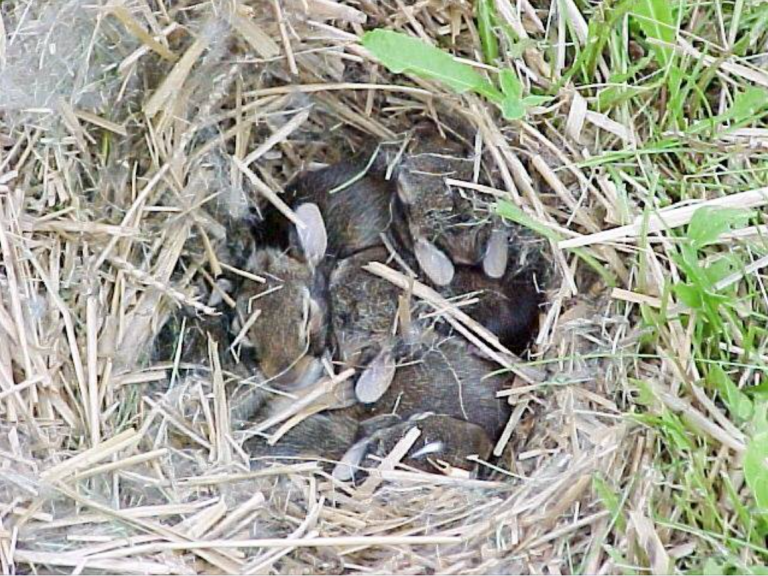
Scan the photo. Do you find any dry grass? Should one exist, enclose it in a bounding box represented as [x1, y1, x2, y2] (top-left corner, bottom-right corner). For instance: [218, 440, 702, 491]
[1, 0, 767, 574]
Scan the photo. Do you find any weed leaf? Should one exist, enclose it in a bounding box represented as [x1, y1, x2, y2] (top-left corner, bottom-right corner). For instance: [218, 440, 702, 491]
[745, 431, 768, 513]
[499, 69, 523, 99]
[501, 97, 525, 120]
[362, 30, 499, 98]
[707, 366, 753, 423]
[690, 87, 768, 135]
[687, 207, 754, 250]
[631, 0, 676, 68]
[522, 95, 552, 107]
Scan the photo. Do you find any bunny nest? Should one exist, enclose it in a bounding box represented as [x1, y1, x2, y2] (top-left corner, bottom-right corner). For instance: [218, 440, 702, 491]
[2, 0, 765, 574]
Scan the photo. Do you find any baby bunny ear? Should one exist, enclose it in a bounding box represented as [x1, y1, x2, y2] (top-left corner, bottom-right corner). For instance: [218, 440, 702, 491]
[414, 238, 455, 286]
[482, 229, 509, 279]
[295, 203, 327, 267]
[355, 348, 397, 404]
[333, 438, 371, 482]
[395, 170, 417, 205]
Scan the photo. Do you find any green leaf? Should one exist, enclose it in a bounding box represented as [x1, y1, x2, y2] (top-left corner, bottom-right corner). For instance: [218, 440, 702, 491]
[498, 70, 550, 118]
[687, 207, 754, 250]
[593, 475, 627, 532]
[362, 30, 501, 101]
[499, 70, 525, 120]
[745, 431, 768, 512]
[522, 95, 552, 107]
[506, 38, 537, 58]
[707, 365, 753, 423]
[745, 381, 768, 400]
[704, 254, 741, 287]
[476, 0, 499, 64]
[689, 87, 768, 135]
[703, 560, 768, 576]
[702, 559, 727, 575]
[672, 283, 703, 309]
[501, 97, 525, 120]
[499, 69, 523, 99]
[727, 87, 768, 124]
[497, 201, 559, 241]
[752, 402, 768, 435]
[631, 0, 676, 68]
[631, 379, 657, 407]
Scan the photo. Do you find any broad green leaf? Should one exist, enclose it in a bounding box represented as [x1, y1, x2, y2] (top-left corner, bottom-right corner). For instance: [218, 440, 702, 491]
[744, 431, 768, 512]
[704, 560, 768, 576]
[362, 30, 501, 101]
[689, 87, 768, 135]
[677, 243, 707, 282]
[499, 69, 525, 120]
[501, 97, 525, 120]
[630, 379, 657, 407]
[672, 282, 703, 309]
[476, 0, 498, 63]
[707, 365, 753, 423]
[727, 87, 768, 124]
[506, 38, 537, 58]
[687, 207, 754, 250]
[522, 95, 552, 107]
[750, 4, 768, 45]
[631, 0, 676, 68]
[499, 69, 523, 99]
[702, 559, 727, 575]
[745, 381, 768, 400]
[498, 70, 549, 118]
[752, 402, 768, 435]
[703, 254, 742, 287]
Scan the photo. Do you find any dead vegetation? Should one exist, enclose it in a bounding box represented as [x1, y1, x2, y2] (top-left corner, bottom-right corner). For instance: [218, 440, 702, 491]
[1, 0, 767, 574]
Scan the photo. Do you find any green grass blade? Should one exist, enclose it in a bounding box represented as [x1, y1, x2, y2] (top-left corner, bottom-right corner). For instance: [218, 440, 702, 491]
[496, 200, 617, 286]
[476, 0, 499, 63]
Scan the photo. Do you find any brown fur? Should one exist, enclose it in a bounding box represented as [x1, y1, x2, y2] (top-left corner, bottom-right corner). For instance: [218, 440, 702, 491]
[360, 336, 511, 441]
[286, 150, 395, 259]
[237, 248, 328, 382]
[441, 265, 543, 356]
[357, 413, 493, 473]
[328, 246, 404, 368]
[392, 135, 500, 268]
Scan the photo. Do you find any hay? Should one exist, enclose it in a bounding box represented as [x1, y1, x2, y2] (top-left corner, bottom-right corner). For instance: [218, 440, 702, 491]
[1, 0, 766, 574]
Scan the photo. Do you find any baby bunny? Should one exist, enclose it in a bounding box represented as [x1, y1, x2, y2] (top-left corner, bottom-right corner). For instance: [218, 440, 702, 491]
[287, 147, 396, 258]
[358, 336, 511, 440]
[328, 244, 426, 404]
[392, 133, 509, 286]
[255, 147, 396, 260]
[442, 264, 543, 356]
[235, 204, 330, 390]
[228, 330, 360, 467]
[334, 412, 493, 479]
[330, 334, 510, 480]
[245, 409, 360, 465]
